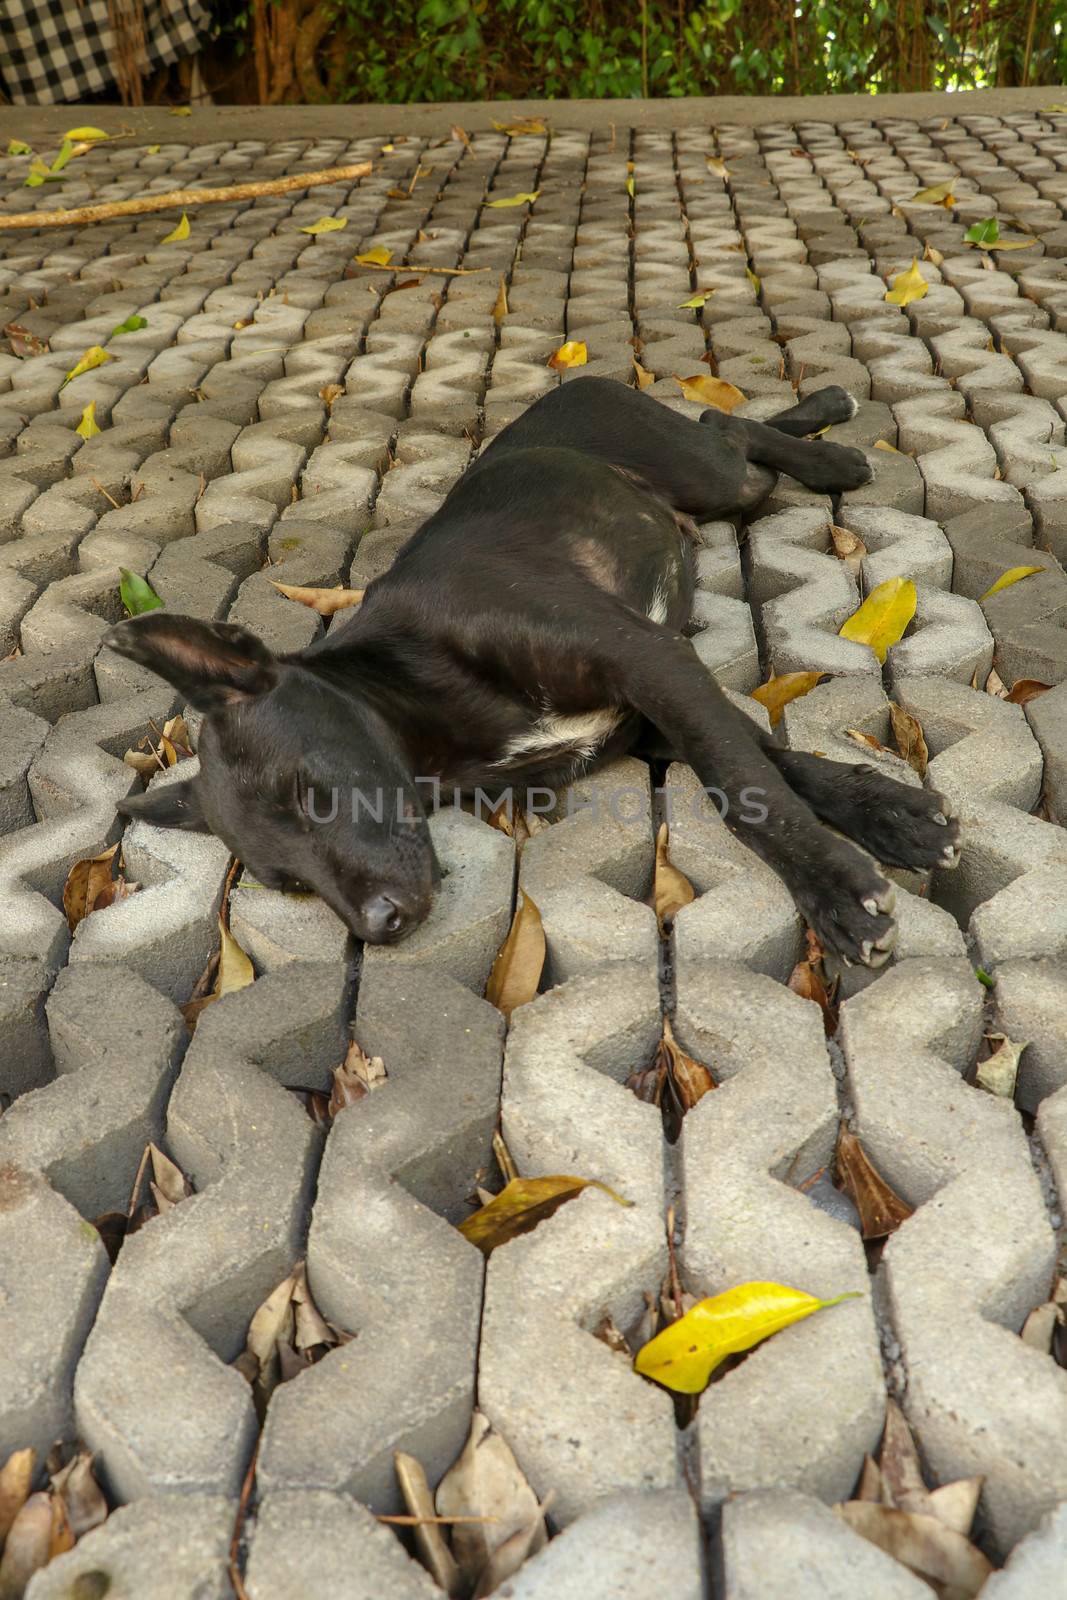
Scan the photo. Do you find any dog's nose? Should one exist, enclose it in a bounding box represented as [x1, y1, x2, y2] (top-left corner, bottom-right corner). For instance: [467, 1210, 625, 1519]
[360, 893, 413, 942]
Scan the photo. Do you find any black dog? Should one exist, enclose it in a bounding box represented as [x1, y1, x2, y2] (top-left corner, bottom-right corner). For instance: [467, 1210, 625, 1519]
[105, 377, 960, 964]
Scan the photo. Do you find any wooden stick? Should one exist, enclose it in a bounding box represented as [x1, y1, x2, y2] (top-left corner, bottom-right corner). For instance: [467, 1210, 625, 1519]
[0, 161, 372, 231]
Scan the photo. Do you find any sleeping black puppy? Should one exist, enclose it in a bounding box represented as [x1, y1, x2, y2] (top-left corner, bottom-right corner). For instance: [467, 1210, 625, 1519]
[104, 377, 960, 964]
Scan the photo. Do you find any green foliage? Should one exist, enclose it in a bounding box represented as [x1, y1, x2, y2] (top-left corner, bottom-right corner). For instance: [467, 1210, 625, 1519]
[213, 0, 1067, 103]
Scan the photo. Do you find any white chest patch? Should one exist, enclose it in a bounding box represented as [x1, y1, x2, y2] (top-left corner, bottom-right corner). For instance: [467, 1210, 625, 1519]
[497, 706, 624, 766]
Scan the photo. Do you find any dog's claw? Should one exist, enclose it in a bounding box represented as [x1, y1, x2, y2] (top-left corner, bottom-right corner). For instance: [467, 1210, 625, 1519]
[933, 811, 948, 826]
[862, 896, 880, 916]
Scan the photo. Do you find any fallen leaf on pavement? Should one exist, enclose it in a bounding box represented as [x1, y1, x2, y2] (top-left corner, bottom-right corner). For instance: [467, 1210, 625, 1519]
[123, 713, 193, 777]
[4, 322, 48, 359]
[62, 844, 121, 933]
[1006, 678, 1051, 705]
[834, 1503, 992, 1595]
[181, 916, 255, 1030]
[435, 1411, 547, 1589]
[964, 217, 999, 246]
[626, 1015, 717, 1141]
[473, 1494, 555, 1598]
[984, 666, 1010, 698]
[395, 1452, 463, 1596]
[458, 1174, 630, 1255]
[49, 1451, 107, 1538]
[109, 314, 148, 337]
[653, 823, 694, 932]
[328, 1038, 387, 1117]
[492, 276, 508, 325]
[269, 579, 364, 615]
[75, 401, 101, 439]
[61, 345, 114, 388]
[976, 1033, 1025, 1098]
[911, 182, 955, 205]
[885, 260, 928, 306]
[547, 340, 587, 370]
[788, 928, 838, 1036]
[835, 1126, 913, 1240]
[355, 246, 393, 266]
[678, 288, 716, 309]
[673, 373, 746, 412]
[491, 118, 546, 136]
[705, 156, 729, 178]
[873, 439, 901, 453]
[0, 1492, 57, 1593]
[839, 576, 917, 663]
[829, 523, 866, 577]
[844, 728, 889, 753]
[634, 1281, 860, 1394]
[979, 564, 1042, 602]
[161, 212, 191, 243]
[486, 191, 540, 207]
[119, 567, 163, 616]
[298, 216, 347, 234]
[750, 670, 826, 727]
[888, 703, 928, 777]
[0, 1448, 34, 1543]
[485, 890, 544, 1021]
[147, 1142, 194, 1214]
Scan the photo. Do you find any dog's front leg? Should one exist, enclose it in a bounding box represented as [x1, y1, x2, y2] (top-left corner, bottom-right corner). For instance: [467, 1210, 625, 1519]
[610, 625, 898, 966]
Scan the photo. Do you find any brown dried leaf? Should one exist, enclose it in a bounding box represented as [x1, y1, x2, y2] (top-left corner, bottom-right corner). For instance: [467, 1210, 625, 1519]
[1020, 1301, 1058, 1352]
[856, 1454, 885, 1503]
[750, 671, 826, 728]
[181, 917, 254, 1030]
[835, 1126, 913, 1240]
[485, 890, 545, 1022]
[62, 844, 119, 933]
[0, 1492, 54, 1596]
[592, 1314, 632, 1357]
[633, 357, 655, 390]
[985, 666, 1009, 698]
[844, 728, 888, 754]
[673, 373, 746, 412]
[492, 276, 508, 325]
[319, 383, 344, 411]
[435, 1412, 547, 1588]
[788, 930, 838, 1036]
[147, 1142, 193, 1213]
[0, 1448, 35, 1543]
[660, 1015, 717, 1115]
[450, 124, 471, 147]
[888, 703, 928, 778]
[4, 322, 48, 359]
[49, 1450, 107, 1538]
[976, 1033, 1025, 1099]
[834, 1502, 992, 1594]
[395, 1451, 462, 1596]
[1006, 678, 1051, 705]
[472, 1493, 555, 1598]
[269, 579, 364, 615]
[830, 522, 867, 578]
[327, 1038, 387, 1118]
[653, 822, 695, 933]
[291, 1261, 336, 1352]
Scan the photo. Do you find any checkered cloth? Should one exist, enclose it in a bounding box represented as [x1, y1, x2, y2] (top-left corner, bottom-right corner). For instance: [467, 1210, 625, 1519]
[0, 0, 210, 104]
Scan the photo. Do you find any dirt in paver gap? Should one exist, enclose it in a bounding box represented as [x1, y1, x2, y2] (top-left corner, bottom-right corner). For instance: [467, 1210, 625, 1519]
[3, 106, 1067, 1592]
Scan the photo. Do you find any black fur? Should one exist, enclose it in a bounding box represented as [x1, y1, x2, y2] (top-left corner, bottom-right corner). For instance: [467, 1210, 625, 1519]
[104, 377, 961, 961]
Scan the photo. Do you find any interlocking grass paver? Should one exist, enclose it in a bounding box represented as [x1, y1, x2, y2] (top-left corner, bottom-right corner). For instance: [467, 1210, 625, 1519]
[4, 98, 1067, 1583]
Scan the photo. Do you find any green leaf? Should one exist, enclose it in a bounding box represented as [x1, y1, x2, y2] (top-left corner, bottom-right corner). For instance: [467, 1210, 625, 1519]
[964, 217, 1000, 246]
[63, 126, 109, 141]
[50, 140, 75, 174]
[6, 139, 32, 156]
[634, 1281, 861, 1394]
[109, 314, 148, 337]
[119, 568, 164, 616]
[975, 967, 994, 989]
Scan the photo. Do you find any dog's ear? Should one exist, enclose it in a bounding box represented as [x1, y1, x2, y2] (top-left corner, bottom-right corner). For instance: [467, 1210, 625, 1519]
[118, 776, 208, 832]
[103, 614, 278, 713]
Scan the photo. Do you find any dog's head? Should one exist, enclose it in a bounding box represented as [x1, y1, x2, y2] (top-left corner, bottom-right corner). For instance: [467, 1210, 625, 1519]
[105, 613, 439, 944]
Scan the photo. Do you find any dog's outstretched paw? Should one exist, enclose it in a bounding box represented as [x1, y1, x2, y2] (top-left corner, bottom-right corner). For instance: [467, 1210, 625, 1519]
[791, 841, 898, 969]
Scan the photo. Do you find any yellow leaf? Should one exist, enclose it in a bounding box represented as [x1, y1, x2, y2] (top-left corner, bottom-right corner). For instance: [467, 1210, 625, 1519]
[839, 576, 917, 663]
[873, 438, 901, 452]
[547, 339, 587, 370]
[911, 182, 955, 204]
[653, 823, 695, 932]
[354, 246, 393, 266]
[486, 191, 540, 207]
[750, 671, 827, 728]
[75, 401, 101, 439]
[492, 276, 508, 325]
[678, 288, 715, 309]
[924, 243, 945, 266]
[634, 1281, 860, 1394]
[626, 176, 635, 197]
[171, 105, 192, 116]
[978, 565, 1042, 602]
[633, 358, 655, 390]
[491, 118, 547, 136]
[458, 1175, 631, 1255]
[63, 126, 109, 141]
[161, 211, 190, 243]
[485, 890, 545, 1022]
[269, 579, 364, 615]
[146, 144, 161, 154]
[1043, 104, 1067, 113]
[987, 235, 1038, 251]
[746, 267, 761, 294]
[61, 345, 115, 388]
[673, 373, 746, 413]
[380, 143, 395, 153]
[885, 259, 928, 306]
[218, 920, 254, 994]
[298, 216, 348, 234]
[705, 156, 729, 178]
